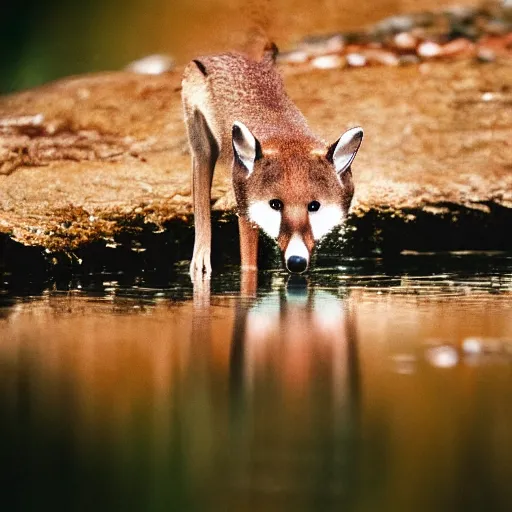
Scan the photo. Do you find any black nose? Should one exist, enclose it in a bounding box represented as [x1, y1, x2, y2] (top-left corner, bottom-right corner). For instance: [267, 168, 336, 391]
[286, 255, 308, 274]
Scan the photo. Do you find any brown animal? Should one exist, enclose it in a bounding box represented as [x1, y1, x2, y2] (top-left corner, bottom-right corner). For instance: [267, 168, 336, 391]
[182, 44, 363, 277]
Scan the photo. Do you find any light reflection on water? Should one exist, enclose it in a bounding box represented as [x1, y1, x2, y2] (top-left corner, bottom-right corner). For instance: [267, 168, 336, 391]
[1, 255, 512, 510]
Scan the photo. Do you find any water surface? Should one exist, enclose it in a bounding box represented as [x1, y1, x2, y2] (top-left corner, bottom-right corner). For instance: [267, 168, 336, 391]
[1, 254, 512, 511]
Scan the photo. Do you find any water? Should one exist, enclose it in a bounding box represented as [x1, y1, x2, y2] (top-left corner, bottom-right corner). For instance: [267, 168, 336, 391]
[1, 253, 512, 511]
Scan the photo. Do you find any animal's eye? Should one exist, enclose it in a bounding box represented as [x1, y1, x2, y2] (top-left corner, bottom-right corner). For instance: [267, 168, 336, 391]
[269, 199, 283, 211]
[308, 201, 321, 212]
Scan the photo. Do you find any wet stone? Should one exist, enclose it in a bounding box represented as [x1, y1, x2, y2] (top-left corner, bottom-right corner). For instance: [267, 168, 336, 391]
[363, 49, 400, 66]
[310, 54, 345, 70]
[441, 38, 475, 57]
[346, 53, 367, 67]
[125, 54, 175, 75]
[277, 50, 309, 64]
[418, 41, 443, 58]
[393, 31, 418, 50]
[477, 47, 497, 62]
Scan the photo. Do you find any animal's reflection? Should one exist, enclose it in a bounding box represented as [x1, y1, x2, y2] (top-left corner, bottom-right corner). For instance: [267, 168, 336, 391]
[225, 274, 362, 497]
[191, 272, 360, 417]
[228, 275, 360, 413]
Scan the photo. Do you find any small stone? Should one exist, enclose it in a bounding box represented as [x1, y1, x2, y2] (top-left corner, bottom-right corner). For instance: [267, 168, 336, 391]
[126, 54, 175, 75]
[311, 55, 345, 70]
[476, 47, 496, 63]
[441, 38, 475, 57]
[278, 50, 309, 64]
[462, 338, 483, 355]
[346, 53, 367, 67]
[482, 92, 494, 102]
[393, 32, 418, 50]
[418, 41, 442, 58]
[364, 49, 400, 66]
[426, 345, 459, 368]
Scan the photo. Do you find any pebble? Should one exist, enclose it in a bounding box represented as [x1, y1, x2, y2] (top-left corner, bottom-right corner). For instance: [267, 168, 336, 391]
[276, 4, 511, 71]
[476, 47, 497, 62]
[278, 50, 309, 64]
[441, 38, 475, 57]
[417, 41, 443, 58]
[346, 53, 367, 67]
[393, 31, 418, 50]
[364, 49, 400, 66]
[425, 345, 459, 368]
[126, 54, 175, 75]
[311, 55, 345, 70]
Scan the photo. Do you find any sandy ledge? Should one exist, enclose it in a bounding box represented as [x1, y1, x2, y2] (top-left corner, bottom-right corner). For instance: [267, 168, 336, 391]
[0, 57, 511, 271]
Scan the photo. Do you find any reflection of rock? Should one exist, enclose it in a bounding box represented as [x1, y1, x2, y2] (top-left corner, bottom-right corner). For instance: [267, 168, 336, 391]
[125, 54, 175, 75]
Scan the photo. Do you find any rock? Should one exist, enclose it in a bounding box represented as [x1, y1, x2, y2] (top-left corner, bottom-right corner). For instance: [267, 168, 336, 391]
[476, 47, 497, 62]
[441, 38, 475, 57]
[418, 41, 443, 58]
[363, 49, 399, 66]
[393, 32, 418, 50]
[125, 54, 175, 75]
[310, 55, 345, 70]
[277, 50, 309, 64]
[346, 53, 367, 67]
[0, 59, 511, 265]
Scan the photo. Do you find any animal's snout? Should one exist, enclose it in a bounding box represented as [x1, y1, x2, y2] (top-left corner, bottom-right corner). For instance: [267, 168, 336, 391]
[286, 255, 308, 274]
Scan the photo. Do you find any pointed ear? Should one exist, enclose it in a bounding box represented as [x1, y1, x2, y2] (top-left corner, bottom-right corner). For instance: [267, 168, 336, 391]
[327, 127, 363, 175]
[232, 121, 262, 175]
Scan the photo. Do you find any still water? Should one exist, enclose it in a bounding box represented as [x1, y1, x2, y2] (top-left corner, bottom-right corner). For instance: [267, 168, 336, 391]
[1, 254, 512, 511]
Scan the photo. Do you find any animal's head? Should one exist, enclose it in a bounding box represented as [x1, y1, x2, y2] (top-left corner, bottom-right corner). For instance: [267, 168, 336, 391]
[232, 121, 363, 273]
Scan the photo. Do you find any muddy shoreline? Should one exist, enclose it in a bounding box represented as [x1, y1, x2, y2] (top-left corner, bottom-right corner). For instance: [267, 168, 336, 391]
[1, 5, 511, 275]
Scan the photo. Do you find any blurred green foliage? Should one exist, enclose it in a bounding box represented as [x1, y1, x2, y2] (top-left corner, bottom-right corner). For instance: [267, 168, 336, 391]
[0, 0, 142, 94]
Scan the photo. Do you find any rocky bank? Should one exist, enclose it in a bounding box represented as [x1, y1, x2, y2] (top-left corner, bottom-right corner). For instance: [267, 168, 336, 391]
[1, 5, 511, 273]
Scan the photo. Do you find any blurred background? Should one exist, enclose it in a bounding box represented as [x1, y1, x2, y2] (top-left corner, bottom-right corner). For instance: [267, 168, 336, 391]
[0, 0, 482, 94]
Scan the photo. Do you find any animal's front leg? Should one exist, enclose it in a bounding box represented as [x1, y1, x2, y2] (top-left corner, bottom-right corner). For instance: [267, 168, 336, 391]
[190, 152, 213, 279]
[185, 109, 219, 280]
[238, 215, 259, 272]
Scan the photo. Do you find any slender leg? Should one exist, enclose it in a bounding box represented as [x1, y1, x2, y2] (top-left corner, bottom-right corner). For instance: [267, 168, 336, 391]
[184, 108, 219, 279]
[238, 215, 259, 272]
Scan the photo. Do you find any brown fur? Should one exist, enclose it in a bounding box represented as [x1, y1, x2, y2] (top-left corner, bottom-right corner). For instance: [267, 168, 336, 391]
[182, 47, 360, 276]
